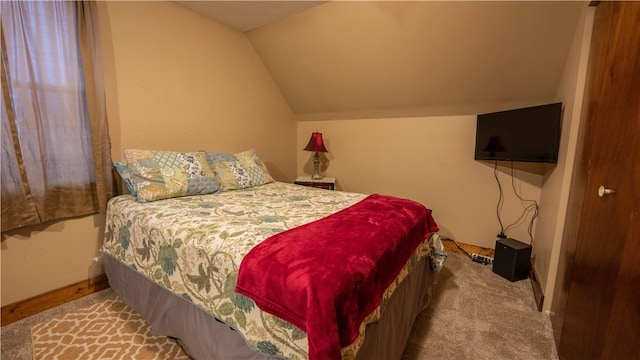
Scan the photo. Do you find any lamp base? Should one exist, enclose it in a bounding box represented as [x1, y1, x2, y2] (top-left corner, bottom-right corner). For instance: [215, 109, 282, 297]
[311, 152, 323, 180]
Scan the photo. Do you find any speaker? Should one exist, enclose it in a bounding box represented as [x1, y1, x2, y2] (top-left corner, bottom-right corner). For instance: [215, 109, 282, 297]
[492, 238, 532, 282]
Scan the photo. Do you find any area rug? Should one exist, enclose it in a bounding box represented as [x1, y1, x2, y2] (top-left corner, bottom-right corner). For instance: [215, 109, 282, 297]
[30, 298, 189, 360]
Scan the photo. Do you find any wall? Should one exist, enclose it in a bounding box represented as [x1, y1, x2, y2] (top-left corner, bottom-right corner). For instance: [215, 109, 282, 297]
[247, 1, 584, 119]
[103, 1, 296, 177]
[1, 1, 296, 306]
[295, 4, 594, 313]
[0, 216, 106, 306]
[534, 4, 594, 312]
[297, 117, 543, 249]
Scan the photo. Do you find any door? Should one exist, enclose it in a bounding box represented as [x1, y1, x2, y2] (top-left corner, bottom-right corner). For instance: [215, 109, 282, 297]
[558, 2, 640, 360]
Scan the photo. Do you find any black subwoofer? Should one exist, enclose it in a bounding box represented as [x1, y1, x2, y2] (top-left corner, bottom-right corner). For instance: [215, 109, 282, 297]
[492, 238, 532, 282]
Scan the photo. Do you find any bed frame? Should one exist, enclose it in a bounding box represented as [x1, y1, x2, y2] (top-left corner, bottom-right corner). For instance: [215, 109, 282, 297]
[105, 253, 436, 359]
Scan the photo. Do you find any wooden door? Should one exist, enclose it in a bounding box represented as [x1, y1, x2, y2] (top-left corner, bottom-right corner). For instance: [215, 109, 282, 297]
[557, 2, 640, 359]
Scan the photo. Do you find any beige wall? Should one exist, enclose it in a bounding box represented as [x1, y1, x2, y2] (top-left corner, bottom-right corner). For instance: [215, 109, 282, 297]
[295, 4, 594, 312]
[247, 1, 583, 119]
[0, 216, 106, 306]
[1, 1, 296, 306]
[103, 1, 296, 179]
[297, 117, 544, 249]
[534, 5, 594, 311]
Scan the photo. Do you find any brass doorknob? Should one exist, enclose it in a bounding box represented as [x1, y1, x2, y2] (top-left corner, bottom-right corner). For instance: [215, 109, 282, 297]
[598, 186, 615, 197]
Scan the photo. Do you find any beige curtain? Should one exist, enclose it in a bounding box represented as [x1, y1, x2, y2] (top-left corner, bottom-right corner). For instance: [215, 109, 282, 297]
[1, 1, 113, 233]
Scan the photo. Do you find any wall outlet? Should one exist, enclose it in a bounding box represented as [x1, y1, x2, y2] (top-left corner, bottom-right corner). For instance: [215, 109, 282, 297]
[88, 255, 105, 284]
[471, 253, 494, 265]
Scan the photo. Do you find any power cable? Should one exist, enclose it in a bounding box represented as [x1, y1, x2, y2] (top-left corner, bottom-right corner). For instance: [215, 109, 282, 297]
[493, 161, 506, 238]
[503, 162, 539, 244]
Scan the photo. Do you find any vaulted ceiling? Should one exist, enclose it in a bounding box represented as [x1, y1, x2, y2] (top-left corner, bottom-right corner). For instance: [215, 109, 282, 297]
[176, 1, 586, 120]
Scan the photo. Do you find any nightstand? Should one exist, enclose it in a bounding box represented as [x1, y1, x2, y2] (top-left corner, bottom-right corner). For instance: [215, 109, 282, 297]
[294, 176, 336, 190]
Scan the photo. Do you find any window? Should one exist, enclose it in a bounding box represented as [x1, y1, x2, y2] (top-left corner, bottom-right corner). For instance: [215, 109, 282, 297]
[1, 1, 113, 232]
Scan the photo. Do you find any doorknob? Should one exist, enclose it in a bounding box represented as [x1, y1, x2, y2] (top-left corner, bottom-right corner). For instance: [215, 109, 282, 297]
[598, 186, 615, 197]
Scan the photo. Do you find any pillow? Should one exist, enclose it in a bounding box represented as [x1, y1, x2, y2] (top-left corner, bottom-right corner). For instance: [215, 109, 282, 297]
[210, 160, 252, 191]
[205, 149, 274, 191]
[113, 161, 138, 200]
[123, 149, 220, 202]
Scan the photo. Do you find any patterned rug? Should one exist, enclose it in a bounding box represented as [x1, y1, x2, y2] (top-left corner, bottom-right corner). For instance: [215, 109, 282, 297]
[30, 298, 190, 360]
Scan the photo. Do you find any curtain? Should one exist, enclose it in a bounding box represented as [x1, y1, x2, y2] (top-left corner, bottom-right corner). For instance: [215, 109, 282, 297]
[1, 1, 113, 233]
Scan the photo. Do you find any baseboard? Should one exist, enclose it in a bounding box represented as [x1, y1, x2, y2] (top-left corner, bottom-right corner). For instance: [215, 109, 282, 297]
[529, 258, 545, 312]
[1, 274, 109, 327]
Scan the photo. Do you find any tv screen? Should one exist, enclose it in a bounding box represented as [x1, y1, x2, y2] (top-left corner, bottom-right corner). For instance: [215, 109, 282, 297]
[474, 102, 562, 163]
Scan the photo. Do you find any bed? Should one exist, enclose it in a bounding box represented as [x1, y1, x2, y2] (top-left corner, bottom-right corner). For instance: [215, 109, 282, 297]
[102, 150, 446, 360]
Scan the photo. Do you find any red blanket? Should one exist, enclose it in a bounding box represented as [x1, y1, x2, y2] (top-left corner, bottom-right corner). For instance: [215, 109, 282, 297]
[235, 194, 439, 359]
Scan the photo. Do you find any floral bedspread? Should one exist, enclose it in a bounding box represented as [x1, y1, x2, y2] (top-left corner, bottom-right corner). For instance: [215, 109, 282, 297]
[101, 182, 441, 359]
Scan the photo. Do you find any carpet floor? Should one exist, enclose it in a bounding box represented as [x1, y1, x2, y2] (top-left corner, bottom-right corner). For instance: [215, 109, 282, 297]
[402, 252, 558, 359]
[1, 252, 558, 359]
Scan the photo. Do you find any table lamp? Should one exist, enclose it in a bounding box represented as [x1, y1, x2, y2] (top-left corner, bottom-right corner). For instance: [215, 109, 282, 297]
[303, 132, 328, 180]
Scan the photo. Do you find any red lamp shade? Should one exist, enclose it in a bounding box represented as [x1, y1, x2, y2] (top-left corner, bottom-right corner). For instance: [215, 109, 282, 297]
[303, 132, 328, 153]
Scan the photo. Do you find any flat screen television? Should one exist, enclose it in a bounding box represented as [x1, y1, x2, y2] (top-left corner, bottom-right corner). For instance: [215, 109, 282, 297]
[474, 102, 563, 163]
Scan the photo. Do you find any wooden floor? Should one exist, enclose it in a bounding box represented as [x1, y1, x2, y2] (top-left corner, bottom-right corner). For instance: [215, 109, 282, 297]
[1, 275, 109, 327]
[441, 237, 495, 258]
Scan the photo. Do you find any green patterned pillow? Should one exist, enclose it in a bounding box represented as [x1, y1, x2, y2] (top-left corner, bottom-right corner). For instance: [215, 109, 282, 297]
[123, 149, 220, 202]
[234, 149, 274, 185]
[206, 149, 274, 191]
[210, 160, 252, 191]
